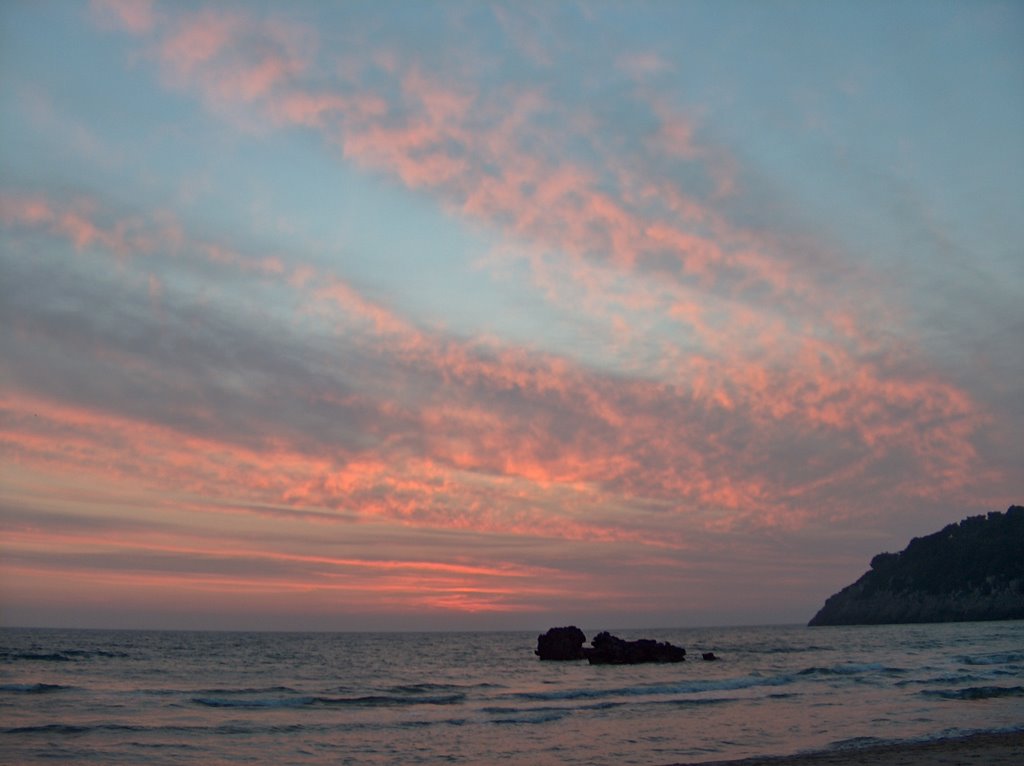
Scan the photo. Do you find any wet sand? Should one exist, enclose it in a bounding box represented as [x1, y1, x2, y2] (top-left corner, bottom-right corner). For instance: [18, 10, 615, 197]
[666, 730, 1024, 766]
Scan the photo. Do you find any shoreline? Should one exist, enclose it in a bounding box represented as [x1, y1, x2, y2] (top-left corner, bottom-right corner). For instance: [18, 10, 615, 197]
[665, 730, 1024, 766]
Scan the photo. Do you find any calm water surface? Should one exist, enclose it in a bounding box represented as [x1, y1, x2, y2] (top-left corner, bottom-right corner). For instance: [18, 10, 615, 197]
[2, 622, 1023, 764]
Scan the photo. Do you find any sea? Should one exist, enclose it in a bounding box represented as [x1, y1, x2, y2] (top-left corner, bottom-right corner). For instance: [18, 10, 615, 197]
[2, 621, 1023, 765]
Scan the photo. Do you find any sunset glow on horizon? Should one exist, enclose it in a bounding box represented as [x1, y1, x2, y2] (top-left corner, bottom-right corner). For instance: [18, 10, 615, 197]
[1, 0, 1021, 631]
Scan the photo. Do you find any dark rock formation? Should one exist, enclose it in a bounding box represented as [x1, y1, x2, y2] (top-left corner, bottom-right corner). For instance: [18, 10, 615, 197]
[809, 506, 1024, 626]
[583, 631, 686, 664]
[701, 652, 719, 661]
[535, 627, 689, 663]
[535, 625, 587, 660]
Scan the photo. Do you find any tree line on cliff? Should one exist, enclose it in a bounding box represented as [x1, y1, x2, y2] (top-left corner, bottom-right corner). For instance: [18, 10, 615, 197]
[809, 506, 1024, 626]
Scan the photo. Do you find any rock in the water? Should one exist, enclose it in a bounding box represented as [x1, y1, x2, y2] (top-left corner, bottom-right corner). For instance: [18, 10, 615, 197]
[701, 652, 718, 661]
[583, 631, 686, 664]
[535, 625, 587, 660]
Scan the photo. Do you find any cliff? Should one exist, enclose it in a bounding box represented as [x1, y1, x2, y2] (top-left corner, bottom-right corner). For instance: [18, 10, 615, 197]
[809, 506, 1024, 626]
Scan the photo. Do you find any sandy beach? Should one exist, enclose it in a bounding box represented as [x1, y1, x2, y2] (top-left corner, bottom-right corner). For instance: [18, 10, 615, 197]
[667, 730, 1024, 766]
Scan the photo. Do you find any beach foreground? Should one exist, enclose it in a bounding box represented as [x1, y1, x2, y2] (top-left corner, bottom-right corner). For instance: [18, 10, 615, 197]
[668, 730, 1024, 766]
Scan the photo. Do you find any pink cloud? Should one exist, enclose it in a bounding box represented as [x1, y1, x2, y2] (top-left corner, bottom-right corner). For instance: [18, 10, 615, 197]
[0, 191, 285, 279]
[159, 10, 238, 78]
[93, 4, 793, 319]
[217, 52, 302, 102]
[490, 5, 554, 67]
[0, 194, 55, 226]
[90, 0, 156, 34]
[616, 52, 672, 79]
[87, 2, 893, 381]
[152, 10, 314, 115]
[0, 194, 130, 255]
[336, 69, 479, 189]
[645, 223, 721, 279]
[3, 189, 990, 529]
[270, 91, 351, 128]
[653, 112, 699, 160]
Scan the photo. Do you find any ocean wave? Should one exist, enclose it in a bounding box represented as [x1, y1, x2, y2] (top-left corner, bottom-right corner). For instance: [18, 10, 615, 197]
[896, 673, 988, 688]
[920, 685, 1024, 701]
[484, 704, 573, 725]
[828, 735, 888, 750]
[194, 685, 300, 696]
[509, 662, 908, 706]
[0, 651, 72, 662]
[508, 673, 793, 703]
[957, 653, 1024, 666]
[482, 693, 735, 721]
[124, 741, 203, 751]
[316, 693, 466, 707]
[489, 710, 571, 725]
[0, 648, 128, 662]
[211, 722, 316, 735]
[759, 645, 833, 654]
[0, 682, 74, 694]
[398, 718, 468, 729]
[4, 724, 91, 736]
[634, 695, 738, 710]
[388, 682, 502, 694]
[3, 723, 145, 736]
[797, 662, 905, 676]
[116, 685, 303, 699]
[192, 695, 317, 709]
[483, 703, 577, 716]
[192, 692, 467, 709]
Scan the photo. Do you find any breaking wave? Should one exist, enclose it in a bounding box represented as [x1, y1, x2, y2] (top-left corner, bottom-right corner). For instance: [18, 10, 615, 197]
[920, 685, 1024, 701]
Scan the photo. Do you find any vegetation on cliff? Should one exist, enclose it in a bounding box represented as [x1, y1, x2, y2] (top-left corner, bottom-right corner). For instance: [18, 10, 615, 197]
[809, 506, 1024, 626]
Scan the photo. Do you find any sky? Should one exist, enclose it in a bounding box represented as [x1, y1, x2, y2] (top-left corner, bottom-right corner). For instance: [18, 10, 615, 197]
[1, 0, 1021, 632]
